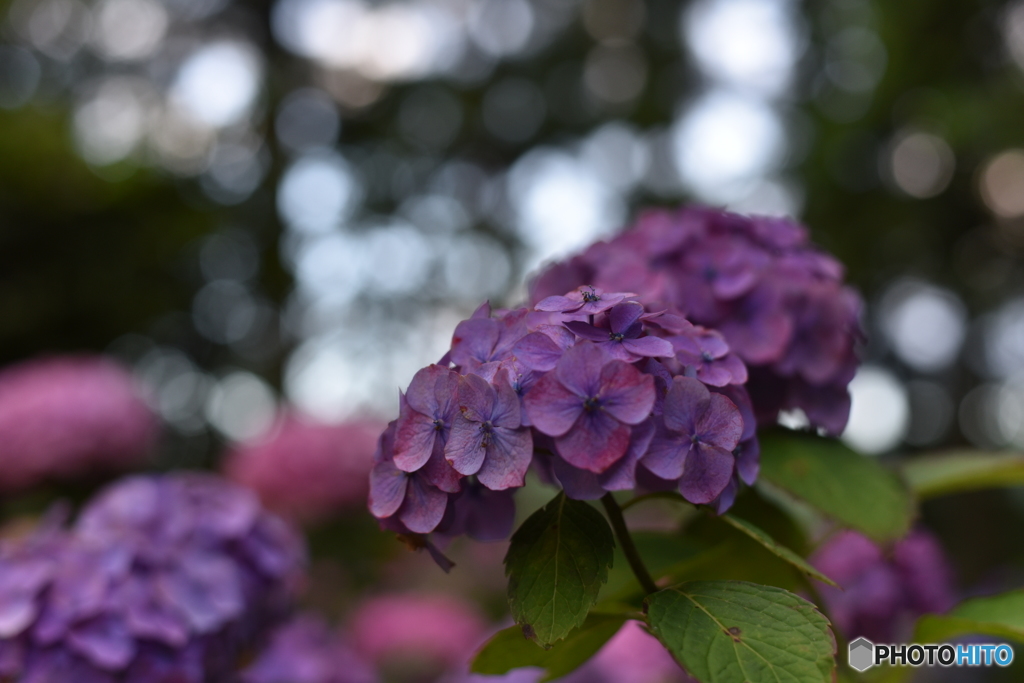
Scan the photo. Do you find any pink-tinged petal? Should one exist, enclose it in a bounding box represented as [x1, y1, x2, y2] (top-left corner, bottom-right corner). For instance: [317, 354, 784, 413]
[535, 294, 581, 312]
[598, 418, 655, 490]
[450, 318, 499, 367]
[662, 377, 709, 434]
[554, 342, 605, 397]
[476, 427, 533, 490]
[555, 410, 631, 473]
[434, 367, 462, 419]
[642, 423, 690, 480]
[563, 321, 609, 343]
[393, 410, 439, 472]
[491, 379, 522, 429]
[698, 330, 730, 359]
[538, 324, 576, 348]
[422, 444, 462, 492]
[551, 457, 605, 500]
[621, 336, 674, 359]
[523, 372, 583, 437]
[599, 362, 655, 425]
[405, 365, 449, 416]
[609, 302, 645, 333]
[456, 373, 496, 423]
[514, 332, 567, 371]
[696, 353, 748, 387]
[696, 393, 743, 451]
[678, 444, 734, 504]
[470, 300, 492, 319]
[398, 478, 448, 533]
[445, 413, 487, 476]
[368, 460, 408, 518]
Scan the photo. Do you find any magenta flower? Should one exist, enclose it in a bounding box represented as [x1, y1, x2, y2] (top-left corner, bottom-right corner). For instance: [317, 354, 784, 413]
[242, 616, 376, 683]
[393, 365, 461, 473]
[445, 374, 532, 490]
[224, 414, 383, 522]
[524, 343, 654, 473]
[0, 355, 157, 492]
[564, 302, 674, 362]
[449, 308, 529, 372]
[670, 325, 748, 387]
[643, 377, 743, 504]
[535, 286, 635, 316]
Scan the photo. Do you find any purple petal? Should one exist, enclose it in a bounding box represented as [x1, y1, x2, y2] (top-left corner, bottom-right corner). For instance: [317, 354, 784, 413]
[514, 332, 567, 371]
[476, 427, 533, 490]
[445, 413, 487, 476]
[554, 343, 606, 397]
[551, 457, 605, 500]
[398, 477, 448, 533]
[491, 378, 522, 429]
[736, 438, 760, 485]
[710, 478, 739, 514]
[598, 418, 655, 491]
[620, 336, 674, 359]
[678, 443, 735, 504]
[456, 373, 496, 424]
[535, 294, 581, 313]
[368, 459, 408, 518]
[642, 422, 690, 480]
[599, 361, 655, 425]
[67, 616, 136, 670]
[555, 410, 631, 473]
[451, 318, 500, 367]
[609, 302, 645, 333]
[405, 365, 451, 416]
[695, 393, 743, 451]
[523, 371, 582, 437]
[421, 444, 463, 493]
[662, 377, 709, 434]
[393, 409, 439, 472]
[564, 320, 611, 342]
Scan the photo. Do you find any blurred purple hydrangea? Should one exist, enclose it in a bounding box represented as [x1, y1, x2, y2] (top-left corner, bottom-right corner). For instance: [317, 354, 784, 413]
[369, 286, 758, 546]
[810, 529, 956, 642]
[0, 473, 305, 682]
[529, 207, 863, 435]
[224, 413, 384, 523]
[241, 616, 376, 683]
[0, 355, 158, 492]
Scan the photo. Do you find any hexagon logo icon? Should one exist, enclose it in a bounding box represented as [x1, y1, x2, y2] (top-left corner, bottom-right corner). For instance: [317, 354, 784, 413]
[848, 637, 875, 672]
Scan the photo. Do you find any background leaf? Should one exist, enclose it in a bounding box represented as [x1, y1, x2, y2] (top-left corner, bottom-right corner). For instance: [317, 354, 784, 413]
[718, 514, 838, 587]
[914, 590, 1024, 643]
[645, 580, 836, 683]
[902, 451, 1024, 499]
[505, 493, 616, 646]
[471, 613, 628, 680]
[758, 432, 914, 542]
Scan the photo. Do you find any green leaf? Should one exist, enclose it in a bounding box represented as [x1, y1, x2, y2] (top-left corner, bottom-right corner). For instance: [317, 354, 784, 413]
[645, 581, 836, 683]
[901, 451, 1024, 499]
[471, 614, 628, 680]
[758, 432, 914, 542]
[914, 590, 1024, 643]
[718, 513, 839, 587]
[505, 493, 616, 646]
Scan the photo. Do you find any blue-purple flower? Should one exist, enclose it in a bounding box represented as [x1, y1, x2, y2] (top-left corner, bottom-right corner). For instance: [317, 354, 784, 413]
[534, 286, 635, 317]
[524, 343, 654, 473]
[643, 377, 743, 504]
[563, 302, 674, 362]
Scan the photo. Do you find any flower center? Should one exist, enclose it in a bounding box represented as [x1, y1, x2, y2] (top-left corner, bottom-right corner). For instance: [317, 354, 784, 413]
[701, 351, 715, 363]
[609, 331, 625, 342]
[432, 418, 444, 432]
[583, 396, 601, 412]
[582, 290, 600, 303]
[480, 421, 494, 447]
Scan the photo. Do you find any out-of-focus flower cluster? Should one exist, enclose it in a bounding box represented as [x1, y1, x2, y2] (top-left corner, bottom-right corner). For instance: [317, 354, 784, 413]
[0, 355, 157, 492]
[0, 473, 304, 682]
[530, 207, 863, 435]
[369, 278, 759, 542]
[224, 414, 383, 523]
[810, 529, 956, 643]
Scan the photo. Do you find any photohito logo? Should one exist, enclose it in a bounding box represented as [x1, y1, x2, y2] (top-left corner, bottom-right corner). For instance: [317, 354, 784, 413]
[848, 637, 1014, 672]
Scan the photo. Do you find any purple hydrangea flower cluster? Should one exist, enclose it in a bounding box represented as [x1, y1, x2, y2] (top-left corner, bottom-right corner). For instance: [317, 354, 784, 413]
[241, 616, 376, 683]
[529, 207, 863, 435]
[369, 289, 758, 541]
[0, 355, 158, 492]
[0, 473, 305, 682]
[810, 529, 956, 642]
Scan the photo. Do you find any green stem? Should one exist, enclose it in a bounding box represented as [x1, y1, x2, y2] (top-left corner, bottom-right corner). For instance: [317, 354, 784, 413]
[619, 490, 690, 511]
[600, 493, 659, 595]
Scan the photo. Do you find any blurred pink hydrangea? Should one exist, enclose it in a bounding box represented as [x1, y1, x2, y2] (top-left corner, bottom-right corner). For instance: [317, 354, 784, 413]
[224, 414, 383, 522]
[349, 593, 487, 672]
[0, 355, 157, 492]
[582, 621, 692, 683]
